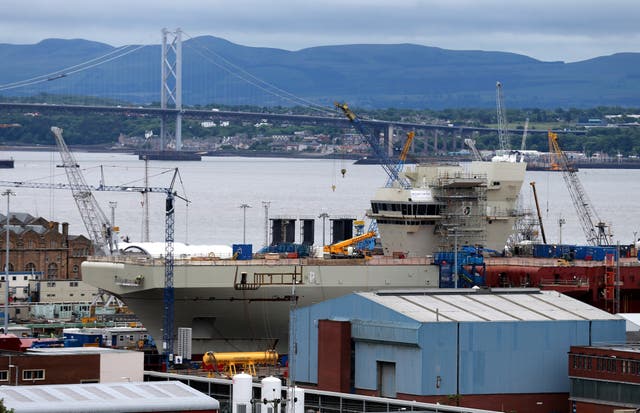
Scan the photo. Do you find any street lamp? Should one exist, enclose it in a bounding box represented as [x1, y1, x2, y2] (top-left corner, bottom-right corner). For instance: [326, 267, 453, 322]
[239, 204, 251, 244]
[2, 189, 15, 334]
[558, 216, 566, 244]
[262, 201, 271, 247]
[318, 212, 329, 246]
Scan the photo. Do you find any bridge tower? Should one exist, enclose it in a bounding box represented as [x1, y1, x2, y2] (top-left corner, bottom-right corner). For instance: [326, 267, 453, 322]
[161, 28, 183, 152]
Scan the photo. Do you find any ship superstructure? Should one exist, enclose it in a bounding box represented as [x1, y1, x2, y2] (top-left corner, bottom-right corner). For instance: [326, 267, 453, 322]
[370, 160, 526, 257]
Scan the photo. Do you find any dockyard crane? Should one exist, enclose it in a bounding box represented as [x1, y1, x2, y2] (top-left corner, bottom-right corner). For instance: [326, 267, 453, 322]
[335, 102, 411, 189]
[51, 127, 117, 255]
[529, 181, 547, 244]
[385, 131, 415, 187]
[548, 131, 611, 246]
[496, 81, 511, 152]
[464, 138, 483, 161]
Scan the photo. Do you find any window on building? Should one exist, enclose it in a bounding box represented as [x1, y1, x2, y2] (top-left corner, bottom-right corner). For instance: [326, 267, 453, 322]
[72, 265, 79, 274]
[28, 240, 34, 249]
[0, 371, 8, 381]
[47, 263, 58, 278]
[22, 369, 45, 381]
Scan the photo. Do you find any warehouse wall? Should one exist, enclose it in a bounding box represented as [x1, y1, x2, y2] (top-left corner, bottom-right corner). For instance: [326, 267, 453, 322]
[291, 294, 419, 385]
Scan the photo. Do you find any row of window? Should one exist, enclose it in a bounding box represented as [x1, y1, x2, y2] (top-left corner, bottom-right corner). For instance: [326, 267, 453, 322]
[0, 369, 45, 381]
[377, 219, 437, 226]
[0, 263, 79, 280]
[371, 202, 443, 216]
[6, 240, 64, 249]
[573, 354, 640, 376]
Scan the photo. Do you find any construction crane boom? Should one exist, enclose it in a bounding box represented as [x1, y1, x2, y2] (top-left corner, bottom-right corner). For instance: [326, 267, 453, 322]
[464, 138, 483, 161]
[548, 131, 611, 246]
[496, 81, 511, 152]
[385, 131, 415, 187]
[529, 181, 547, 244]
[335, 102, 411, 189]
[51, 127, 116, 255]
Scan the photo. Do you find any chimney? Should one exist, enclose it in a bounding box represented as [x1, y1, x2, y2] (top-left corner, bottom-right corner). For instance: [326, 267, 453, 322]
[62, 222, 69, 238]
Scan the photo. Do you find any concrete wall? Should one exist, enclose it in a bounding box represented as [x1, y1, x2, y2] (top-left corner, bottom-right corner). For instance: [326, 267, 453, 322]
[99, 351, 144, 383]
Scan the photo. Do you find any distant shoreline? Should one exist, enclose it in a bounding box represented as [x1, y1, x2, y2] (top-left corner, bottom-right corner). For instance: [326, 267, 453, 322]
[3, 146, 640, 169]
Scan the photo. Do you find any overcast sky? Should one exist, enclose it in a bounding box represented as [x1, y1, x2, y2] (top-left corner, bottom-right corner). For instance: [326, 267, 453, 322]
[1, 0, 639, 62]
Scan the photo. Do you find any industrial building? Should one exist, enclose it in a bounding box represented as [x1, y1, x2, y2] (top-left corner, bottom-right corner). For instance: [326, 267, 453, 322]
[290, 288, 625, 413]
[0, 380, 220, 412]
[0, 346, 143, 385]
[568, 344, 640, 411]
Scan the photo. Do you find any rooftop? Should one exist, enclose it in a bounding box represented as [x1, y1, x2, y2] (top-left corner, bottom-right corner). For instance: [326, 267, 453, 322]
[359, 288, 620, 323]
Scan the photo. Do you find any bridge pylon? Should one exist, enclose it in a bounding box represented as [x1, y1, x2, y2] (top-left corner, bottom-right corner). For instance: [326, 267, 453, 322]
[161, 28, 183, 151]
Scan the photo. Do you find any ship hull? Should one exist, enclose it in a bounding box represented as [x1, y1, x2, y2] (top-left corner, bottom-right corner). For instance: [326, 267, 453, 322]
[82, 256, 438, 355]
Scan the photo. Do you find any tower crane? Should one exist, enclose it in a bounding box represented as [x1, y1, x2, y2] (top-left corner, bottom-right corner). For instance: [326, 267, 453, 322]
[496, 81, 511, 152]
[548, 131, 611, 246]
[335, 102, 411, 189]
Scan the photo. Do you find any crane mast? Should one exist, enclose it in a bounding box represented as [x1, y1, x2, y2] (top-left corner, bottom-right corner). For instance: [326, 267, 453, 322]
[548, 131, 611, 246]
[51, 127, 115, 255]
[335, 102, 411, 189]
[496, 81, 511, 152]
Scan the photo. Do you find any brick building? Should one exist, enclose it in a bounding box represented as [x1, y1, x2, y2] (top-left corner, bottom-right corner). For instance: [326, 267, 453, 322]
[569, 344, 640, 411]
[0, 213, 92, 284]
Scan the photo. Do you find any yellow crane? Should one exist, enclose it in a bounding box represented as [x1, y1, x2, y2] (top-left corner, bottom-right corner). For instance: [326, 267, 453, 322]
[324, 231, 376, 257]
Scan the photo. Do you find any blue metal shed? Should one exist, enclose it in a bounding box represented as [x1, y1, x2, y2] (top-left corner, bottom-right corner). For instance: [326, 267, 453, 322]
[290, 288, 625, 398]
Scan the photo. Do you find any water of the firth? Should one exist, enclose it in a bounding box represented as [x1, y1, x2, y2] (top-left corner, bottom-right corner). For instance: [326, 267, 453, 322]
[1, 150, 640, 250]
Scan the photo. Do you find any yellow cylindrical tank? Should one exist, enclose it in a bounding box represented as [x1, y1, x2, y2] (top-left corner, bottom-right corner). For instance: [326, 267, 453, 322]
[203, 350, 278, 364]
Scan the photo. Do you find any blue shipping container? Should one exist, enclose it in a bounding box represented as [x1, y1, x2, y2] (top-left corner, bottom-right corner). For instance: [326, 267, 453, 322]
[232, 244, 253, 260]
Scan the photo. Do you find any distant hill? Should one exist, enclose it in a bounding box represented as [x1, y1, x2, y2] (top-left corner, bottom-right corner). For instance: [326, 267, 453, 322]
[1, 36, 639, 109]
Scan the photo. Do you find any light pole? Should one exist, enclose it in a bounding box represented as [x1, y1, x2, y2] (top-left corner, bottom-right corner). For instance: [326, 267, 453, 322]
[558, 216, 566, 244]
[318, 212, 329, 246]
[3, 189, 15, 334]
[453, 228, 458, 289]
[240, 204, 251, 244]
[262, 201, 271, 247]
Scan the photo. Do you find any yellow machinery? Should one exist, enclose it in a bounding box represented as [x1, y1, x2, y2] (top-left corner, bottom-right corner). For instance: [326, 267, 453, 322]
[323, 231, 376, 257]
[202, 350, 278, 377]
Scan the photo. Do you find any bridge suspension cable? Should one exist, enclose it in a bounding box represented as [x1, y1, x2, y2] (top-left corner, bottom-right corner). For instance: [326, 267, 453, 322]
[182, 31, 335, 115]
[0, 44, 150, 92]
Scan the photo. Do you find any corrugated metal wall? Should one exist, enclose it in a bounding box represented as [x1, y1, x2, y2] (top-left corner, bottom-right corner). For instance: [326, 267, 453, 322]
[292, 293, 627, 398]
